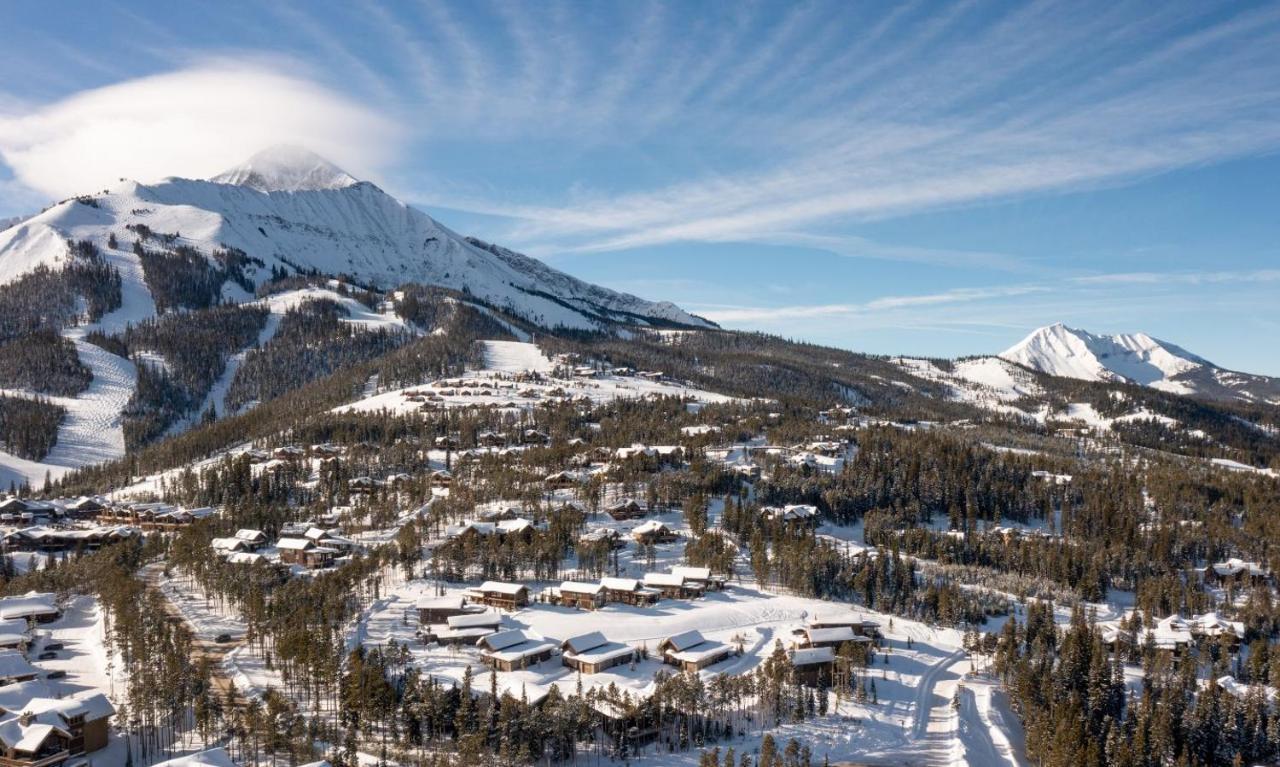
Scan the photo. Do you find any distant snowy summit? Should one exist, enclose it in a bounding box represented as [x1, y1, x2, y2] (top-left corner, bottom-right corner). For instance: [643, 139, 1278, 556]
[1001, 322, 1280, 404]
[0, 146, 713, 331]
[210, 145, 360, 193]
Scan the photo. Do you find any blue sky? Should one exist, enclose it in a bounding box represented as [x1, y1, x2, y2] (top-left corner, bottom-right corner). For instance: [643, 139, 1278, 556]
[2, 1, 1279, 373]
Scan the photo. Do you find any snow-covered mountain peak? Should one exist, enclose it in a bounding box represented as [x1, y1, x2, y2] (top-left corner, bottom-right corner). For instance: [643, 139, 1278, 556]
[0, 152, 714, 333]
[210, 145, 359, 193]
[999, 323, 1279, 404]
[1001, 323, 1208, 385]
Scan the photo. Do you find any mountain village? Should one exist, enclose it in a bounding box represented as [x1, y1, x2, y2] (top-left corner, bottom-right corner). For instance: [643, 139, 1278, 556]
[0, 150, 1273, 767]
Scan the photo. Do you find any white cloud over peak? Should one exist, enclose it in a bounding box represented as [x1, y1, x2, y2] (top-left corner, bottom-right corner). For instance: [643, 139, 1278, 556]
[0, 60, 402, 200]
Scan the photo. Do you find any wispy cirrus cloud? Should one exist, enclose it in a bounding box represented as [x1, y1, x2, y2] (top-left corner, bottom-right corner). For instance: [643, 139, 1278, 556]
[4, 1, 1280, 270]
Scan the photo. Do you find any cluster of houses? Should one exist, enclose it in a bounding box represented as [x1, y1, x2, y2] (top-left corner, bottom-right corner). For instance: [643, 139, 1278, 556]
[1101, 612, 1248, 658]
[1204, 557, 1271, 586]
[0, 497, 220, 554]
[96, 502, 215, 530]
[413, 583, 881, 688]
[759, 504, 821, 527]
[0, 592, 116, 766]
[0, 684, 114, 766]
[541, 567, 729, 609]
[209, 524, 358, 571]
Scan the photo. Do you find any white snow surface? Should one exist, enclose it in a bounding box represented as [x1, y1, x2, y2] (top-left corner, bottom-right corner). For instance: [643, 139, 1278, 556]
[0, 148, 711, 332]
[337, 341, 735, 416]
[1001, 322, 1207, 386]
[479, 340, 555, 373]
[892, 356, 1042, 420]
[210, 145, 359, 192]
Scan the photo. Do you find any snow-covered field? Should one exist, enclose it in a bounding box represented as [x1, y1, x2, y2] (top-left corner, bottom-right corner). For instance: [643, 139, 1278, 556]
[356, 575, 1000, 766]
[337, 341, 736, 416]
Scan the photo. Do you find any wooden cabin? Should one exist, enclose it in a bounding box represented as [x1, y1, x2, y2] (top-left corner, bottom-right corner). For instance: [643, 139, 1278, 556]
[658, 630, 731, 672]
[600, 577, 660, 606]
[469, 581, 530, 611]
[670, 566, 727, 592]
[605, 499, 646, 521]
[643, 572, 704, 600]
[544, 471, 577, 491]
[478, 629, 555, 671]
[808, 614, 881, 637]
[791, 647, 836, 686]
[275, 538, 337, 569]
[551, 581, 606, 610]
[562, 632, 635, 675]
[631, 520, 677, 545]
[416, 595, 470, 625]
[795, 626, 873, 650]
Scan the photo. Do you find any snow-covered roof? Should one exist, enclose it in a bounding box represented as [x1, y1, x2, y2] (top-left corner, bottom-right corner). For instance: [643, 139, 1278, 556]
[478, 581, 527, 596]
[0, 718, 67, 752]
[562, 631, 608, 654]
[643, 572, 685, 588]
[0, 681, 51, 714]
[446, 612, 502, 629]
[671, 566, 712, 581]
[805, 627, 865, 644]
[662, 630, 706, 652]
[0, 592, 57, 621]
[632, 520, 670, 535]
[1211, 557, 1268, 577]
[792, 647, 836, 666]
[559, 581, 605, 596]
[275, 537, 313, 550]
[151, 747, 239, 767]
[416, 595, 465, 611]
[600, 577, 640, 592]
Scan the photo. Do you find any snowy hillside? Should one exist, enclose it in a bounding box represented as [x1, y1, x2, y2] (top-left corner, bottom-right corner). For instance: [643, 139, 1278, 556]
[1001, 323, 1280, 404]
[0, 146, 713, 331]
[0, 146, 714, 487]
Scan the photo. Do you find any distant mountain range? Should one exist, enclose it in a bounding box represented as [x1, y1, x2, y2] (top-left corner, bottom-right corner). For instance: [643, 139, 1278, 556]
[0, 145, 712, 331]
[1001, 322, 1280, 405]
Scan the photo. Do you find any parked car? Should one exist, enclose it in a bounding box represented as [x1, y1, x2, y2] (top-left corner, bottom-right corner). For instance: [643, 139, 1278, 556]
[37, 651, 57, 660]
[214, 634, 233, 644]
[45, 670, 66, 680]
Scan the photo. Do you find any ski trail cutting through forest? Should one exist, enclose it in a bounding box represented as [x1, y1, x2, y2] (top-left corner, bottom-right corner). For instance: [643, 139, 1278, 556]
[40, 333, 137, 476]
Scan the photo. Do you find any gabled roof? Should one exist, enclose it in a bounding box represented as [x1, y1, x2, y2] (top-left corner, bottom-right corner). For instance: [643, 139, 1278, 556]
[478, 581, 527, 596]
[416, 595, 465, 611]
[805, 627, 867, 644]
[446, 612, 502, 629]
[643, 572, 685, 587]
[600, 577, 640, 591]
[632, 520, 670, 535]
[792, 647, 836, 666]
[0, 717, 68, 752]
[562, 631, 608, 654]
[0, 681, 51, 715]
[671, 566, 711, 581]
[558, 581, 605, 596]
[0, 593, 57, 621]
[479, 629, 530, 652]
[661, 630, 706, 652]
